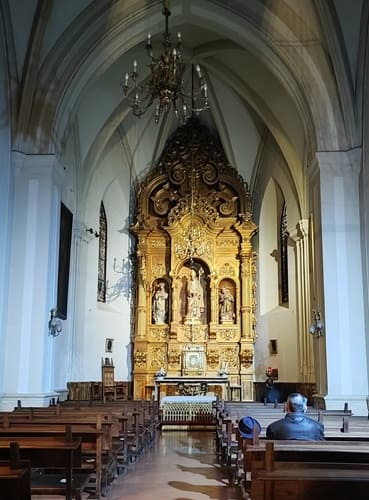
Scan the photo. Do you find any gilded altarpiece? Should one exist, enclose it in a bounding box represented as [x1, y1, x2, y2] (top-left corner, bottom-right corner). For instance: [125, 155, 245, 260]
[131, 119, 257, 400]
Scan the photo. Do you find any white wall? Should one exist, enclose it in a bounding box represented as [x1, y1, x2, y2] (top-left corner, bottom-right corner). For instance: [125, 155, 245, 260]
[74, 132, 133, 382]
[255, 178, 298, 382]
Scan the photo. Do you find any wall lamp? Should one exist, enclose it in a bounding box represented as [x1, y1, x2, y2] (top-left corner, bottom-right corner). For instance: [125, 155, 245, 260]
[48, 308, 62, 337]
[86, 227, 100, 238]
[309, 309, 324, 337]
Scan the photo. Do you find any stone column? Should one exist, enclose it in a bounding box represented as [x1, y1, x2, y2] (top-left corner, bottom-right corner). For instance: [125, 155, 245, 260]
[289, 220, 314, 383]
[0, 153, 65, 410]
[315, 149, 368, 415]
[67, 221, 91, 382]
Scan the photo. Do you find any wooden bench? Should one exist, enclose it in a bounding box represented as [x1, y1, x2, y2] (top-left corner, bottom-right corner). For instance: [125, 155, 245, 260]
[1, 401, 160, 492]
[244, 440, 369, 500]
[0, 436, 83, 499]
[0, 442, 31, 500]
[0, 419, 106, 498]
[0, 463, 31, 500]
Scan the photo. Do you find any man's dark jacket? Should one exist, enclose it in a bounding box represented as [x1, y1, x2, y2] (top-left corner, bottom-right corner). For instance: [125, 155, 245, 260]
[266, 412, 324, 440]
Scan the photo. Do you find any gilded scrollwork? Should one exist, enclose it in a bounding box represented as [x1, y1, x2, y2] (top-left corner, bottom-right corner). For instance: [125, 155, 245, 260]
[217, 239, 238, 248]
[174, 223, 211, 259]
[181, 324, 208, 343]
[168, 350, 181, 365]
[206, 349, 220, 368]
[222, 346, 239, 368]
[149, 346, 167, 369]
[134, 350, 147, 367]
[219, 263, 235, 276]
[150, 327, 168, 341]
[150, 239, 167, 247]
[152, 264, 166, 279]
[240, 349, 254, 367]
[218, 328, 238, 341]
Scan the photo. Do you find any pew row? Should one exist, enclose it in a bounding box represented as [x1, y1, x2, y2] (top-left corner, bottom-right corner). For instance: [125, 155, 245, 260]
[0, 438, 84, 499]
[0, 400, 159, 497]
[245, 440, 369, 500]
[213, 399, 368, 480]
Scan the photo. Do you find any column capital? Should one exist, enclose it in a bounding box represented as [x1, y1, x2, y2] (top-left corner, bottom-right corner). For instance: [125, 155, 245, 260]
[316, 147, 361, 176]
[12, 151, 66, 184]
[289, 219, 309, 243]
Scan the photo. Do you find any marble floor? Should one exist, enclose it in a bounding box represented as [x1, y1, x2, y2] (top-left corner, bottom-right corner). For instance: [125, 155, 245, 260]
[32, 431, 242, 500]
[106, 430, 242, 500]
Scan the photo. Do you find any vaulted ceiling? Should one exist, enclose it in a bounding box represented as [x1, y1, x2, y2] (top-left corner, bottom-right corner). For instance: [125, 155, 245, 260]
[3, 0, 365, 205]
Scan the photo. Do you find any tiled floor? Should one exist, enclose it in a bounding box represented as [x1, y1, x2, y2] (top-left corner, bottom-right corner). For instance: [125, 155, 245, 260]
[106, 430, 242, 500]
[32, 431, 242, 500]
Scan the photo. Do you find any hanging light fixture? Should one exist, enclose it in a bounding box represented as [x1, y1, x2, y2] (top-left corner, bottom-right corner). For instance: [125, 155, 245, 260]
[122, 1, 209, 123]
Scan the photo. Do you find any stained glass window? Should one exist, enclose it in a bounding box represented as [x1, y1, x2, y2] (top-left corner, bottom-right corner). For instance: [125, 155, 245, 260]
[280, 201, 289, 304]
[97, 202, 107, 302]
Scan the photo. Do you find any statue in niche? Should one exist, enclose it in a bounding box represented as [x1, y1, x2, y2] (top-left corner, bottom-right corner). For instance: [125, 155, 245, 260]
[186, 268, 205, 321]
[219, 286, 235, 323]
[152, 282, 168, 324]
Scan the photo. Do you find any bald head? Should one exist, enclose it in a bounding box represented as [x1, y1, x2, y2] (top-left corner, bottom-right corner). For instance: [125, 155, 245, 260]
[286, 393, 307, 413]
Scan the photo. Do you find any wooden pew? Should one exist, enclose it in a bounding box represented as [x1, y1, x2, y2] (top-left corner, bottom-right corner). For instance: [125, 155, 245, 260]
[244, 440, 369, 500]
[0, 419, 105, 498]
[2, 401, 159, 489]
[0, 436, 82, 499]
[0, 442, 31, 500]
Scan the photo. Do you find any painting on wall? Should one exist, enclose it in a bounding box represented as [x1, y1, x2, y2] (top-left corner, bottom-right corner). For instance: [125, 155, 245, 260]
[56, 202, 73, 319]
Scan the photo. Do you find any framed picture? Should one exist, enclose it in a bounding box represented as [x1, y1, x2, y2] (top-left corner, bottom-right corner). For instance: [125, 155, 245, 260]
[105, 338, 113, 353]
[183, 345, 205, 375]
[56, 203, 73, 319]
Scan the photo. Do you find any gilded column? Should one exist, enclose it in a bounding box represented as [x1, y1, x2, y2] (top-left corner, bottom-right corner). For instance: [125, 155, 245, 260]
[136, 239, 148, 340]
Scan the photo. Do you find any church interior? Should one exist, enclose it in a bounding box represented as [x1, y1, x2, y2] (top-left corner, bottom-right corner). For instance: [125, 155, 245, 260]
[1, 0, 369, 497]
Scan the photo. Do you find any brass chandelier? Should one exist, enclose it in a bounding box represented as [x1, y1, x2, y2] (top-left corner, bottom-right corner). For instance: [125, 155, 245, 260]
[122, 1, 209, 123]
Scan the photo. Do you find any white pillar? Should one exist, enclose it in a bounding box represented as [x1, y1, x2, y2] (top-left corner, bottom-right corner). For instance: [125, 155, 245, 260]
[0, 153, 65, 410]
[67, 220, 92, 381]
[317, 149, 368, 415]
[289, 220, 314, 382]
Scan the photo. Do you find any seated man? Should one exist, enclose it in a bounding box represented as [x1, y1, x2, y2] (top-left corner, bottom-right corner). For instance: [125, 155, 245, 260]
[266, 392, 324, 440]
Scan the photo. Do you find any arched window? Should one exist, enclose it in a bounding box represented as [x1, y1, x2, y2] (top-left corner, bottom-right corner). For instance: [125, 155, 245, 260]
[97, 202, 107, 302]
[280, 201, 289, 305]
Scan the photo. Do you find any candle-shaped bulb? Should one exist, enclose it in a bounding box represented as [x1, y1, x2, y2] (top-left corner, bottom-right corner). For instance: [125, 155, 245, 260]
[124, 72, 129, 85]
[133, 60, 137, 72]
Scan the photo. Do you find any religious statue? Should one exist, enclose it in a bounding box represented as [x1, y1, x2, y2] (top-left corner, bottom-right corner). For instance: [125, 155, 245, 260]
[219, 287, 234, 323]
[152, 282, 168, 324]
[186, 268, 204, 321]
